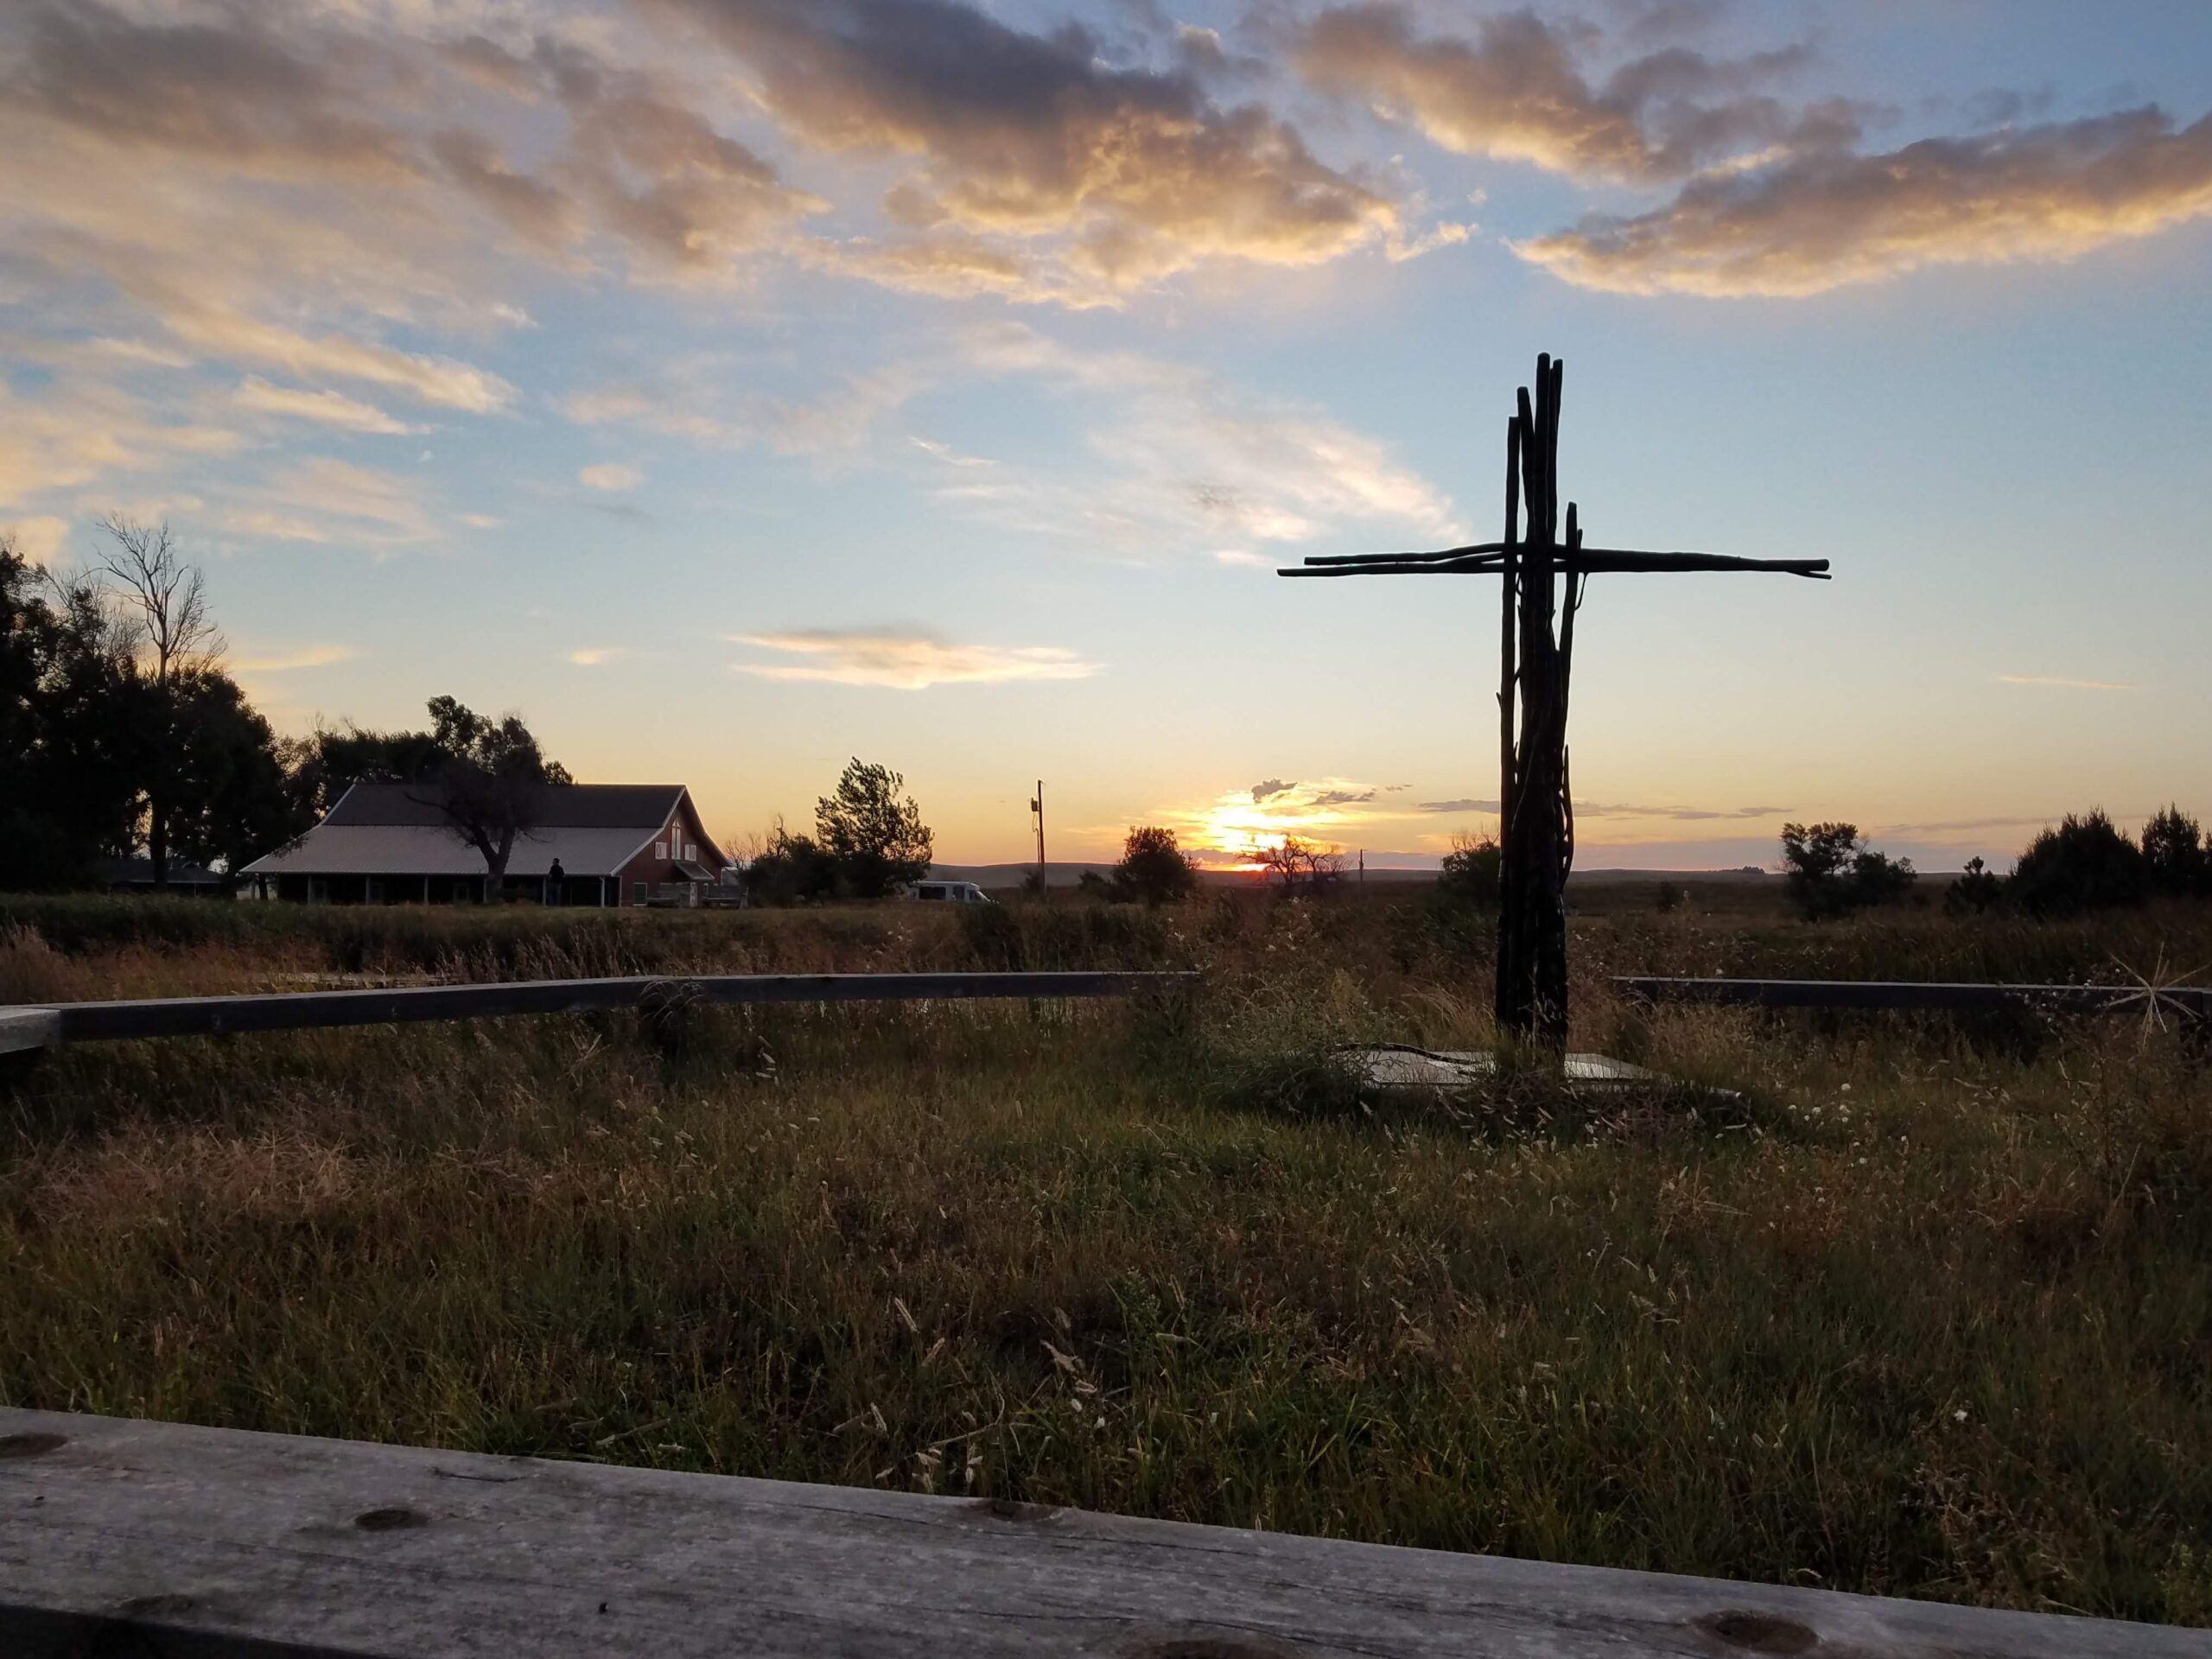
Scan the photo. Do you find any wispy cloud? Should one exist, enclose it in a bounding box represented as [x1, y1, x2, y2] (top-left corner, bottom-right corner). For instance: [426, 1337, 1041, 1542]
[569, 646, 623, 666]
[233, 378, 414, 435]
[940, 323, 1465, 551]
[229, 643, 359, 672]
[1419, 798, 1788, 820]
[1996, 673, 2136, 690]
[225, 457, 441, 550]
[731, 627, 1100, 690]
[579, 463, 644, 493]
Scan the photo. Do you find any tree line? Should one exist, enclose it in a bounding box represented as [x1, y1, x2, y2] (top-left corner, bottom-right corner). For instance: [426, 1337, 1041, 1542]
[1777, 810, 2210, 920]
[3, 523, 569, 893]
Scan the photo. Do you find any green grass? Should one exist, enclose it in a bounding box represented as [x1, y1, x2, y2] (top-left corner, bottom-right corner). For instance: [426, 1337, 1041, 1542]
[2, 894, 2209, 1624]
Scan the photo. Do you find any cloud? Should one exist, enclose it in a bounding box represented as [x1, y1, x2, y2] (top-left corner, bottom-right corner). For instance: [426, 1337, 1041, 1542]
[1418, 797, 1785, 820]
[1215, 550, 1271, 568]
[5, 514, 71, 567]
[731, 627, 1101, 690]
[1296, 3, 1822, 185]
[166, 307, 518, 414]
[1158, 776, 1397, 857]
[564, 360, 927, 458]
[1519, 106, 2212, 296]
[569, 646, 624, 666]
[227, 457, 441, 549]
[1996, 672, 2136, 691]
[229, 644, 359, 672]
[566, 325, 1462, 552]
[233, 377, 415, 435]
[0, 378, 244, 509]
[650, 0, 1439, 301]
[909, 436, 994, 467]
[1872, 814, 2063, 836]
[947, 323, 1465, 550]
[579, 462, 645, 492]
[447, 33, 829, 273]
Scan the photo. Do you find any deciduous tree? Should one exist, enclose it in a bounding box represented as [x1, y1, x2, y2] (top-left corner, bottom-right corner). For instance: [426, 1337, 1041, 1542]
[90, 516, 223, 888]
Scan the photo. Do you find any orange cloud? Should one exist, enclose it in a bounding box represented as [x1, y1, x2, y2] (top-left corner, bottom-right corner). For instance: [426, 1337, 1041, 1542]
[651, 0, 1444, 301]
[731, 628, 1100, 690]
[1297, 3, 1822, 185]
[1519, 107, 2212, 296]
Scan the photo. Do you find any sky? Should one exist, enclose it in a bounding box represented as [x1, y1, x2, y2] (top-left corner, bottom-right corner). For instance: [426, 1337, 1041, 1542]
[3, 0, 2209, 871]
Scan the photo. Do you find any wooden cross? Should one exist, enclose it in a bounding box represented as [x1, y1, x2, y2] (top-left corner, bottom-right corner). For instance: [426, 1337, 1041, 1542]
[1280, 354, 1829, 1048]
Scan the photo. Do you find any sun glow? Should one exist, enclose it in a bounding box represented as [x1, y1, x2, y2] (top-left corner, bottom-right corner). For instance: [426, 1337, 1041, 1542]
[1160, 779, 1390, 868]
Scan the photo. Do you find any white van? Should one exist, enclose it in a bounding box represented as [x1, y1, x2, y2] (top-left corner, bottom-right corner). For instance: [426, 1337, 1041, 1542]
[908, 880, 994, 905]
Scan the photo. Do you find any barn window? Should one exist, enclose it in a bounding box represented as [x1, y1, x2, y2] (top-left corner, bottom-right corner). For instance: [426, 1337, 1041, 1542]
[654, 840, 667, 860]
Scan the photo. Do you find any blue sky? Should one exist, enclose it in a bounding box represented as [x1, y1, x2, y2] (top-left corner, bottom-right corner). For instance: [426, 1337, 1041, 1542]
[3, 0, 2209, 867]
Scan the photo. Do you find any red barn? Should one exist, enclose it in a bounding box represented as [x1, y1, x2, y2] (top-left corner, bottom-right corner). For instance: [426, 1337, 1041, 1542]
[240, 783, 728, 906]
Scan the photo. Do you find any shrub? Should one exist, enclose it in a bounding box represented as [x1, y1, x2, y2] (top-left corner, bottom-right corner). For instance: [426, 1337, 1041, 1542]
[1944, 856, 2005, 917]
[2009, 810, 2146, 917]
[1779, 823, 1916, 919]
[1109, 826, 1198, 906]
[2142, 805, 2209, 899]
[1436, 831, 1501, 910]
[744, 827, 838, 906]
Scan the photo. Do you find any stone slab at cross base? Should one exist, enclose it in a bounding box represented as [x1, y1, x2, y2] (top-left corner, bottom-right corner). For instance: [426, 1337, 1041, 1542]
[1347, 1045, 1656, 1100]
[4, 1408, 2203, 1658]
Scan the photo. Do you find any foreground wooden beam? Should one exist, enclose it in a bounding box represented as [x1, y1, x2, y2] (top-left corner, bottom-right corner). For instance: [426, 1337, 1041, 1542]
[1618, 976, 2211, 1019]
[2, 971, 1194, 1052]
[1, 1410, 2199, 1658]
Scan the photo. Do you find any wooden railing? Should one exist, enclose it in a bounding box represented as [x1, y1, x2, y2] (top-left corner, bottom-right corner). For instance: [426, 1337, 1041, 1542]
[1617, 976, 2209, 1019]
[0, 1409, 2199, 1657]
[0, 971, 1194, 1055]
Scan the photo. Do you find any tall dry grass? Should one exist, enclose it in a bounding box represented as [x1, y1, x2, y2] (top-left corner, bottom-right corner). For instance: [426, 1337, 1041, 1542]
[2, 892, 2209, 1623]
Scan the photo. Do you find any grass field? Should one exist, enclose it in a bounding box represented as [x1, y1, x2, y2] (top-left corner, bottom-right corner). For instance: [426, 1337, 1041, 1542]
[3, 889, 2209, 1624]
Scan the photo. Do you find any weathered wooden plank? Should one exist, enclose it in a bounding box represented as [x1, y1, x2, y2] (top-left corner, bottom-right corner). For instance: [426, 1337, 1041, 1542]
[1617, 976, 2211, 1018]
[0, 1007, 61, 1056]
[4, 972, 1194, 1052]
[1, 1409, 2202, 1658]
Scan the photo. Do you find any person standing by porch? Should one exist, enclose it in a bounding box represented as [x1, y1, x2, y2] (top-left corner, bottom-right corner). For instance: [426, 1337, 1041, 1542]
[545, 858, 565, 906]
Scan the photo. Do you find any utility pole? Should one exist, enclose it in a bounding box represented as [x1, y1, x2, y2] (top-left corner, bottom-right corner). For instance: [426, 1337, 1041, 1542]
[1031, 781, 1046, 894]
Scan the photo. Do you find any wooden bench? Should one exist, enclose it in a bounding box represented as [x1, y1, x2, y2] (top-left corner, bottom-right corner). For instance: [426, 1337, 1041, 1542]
[1, 1409, 2201, 1657]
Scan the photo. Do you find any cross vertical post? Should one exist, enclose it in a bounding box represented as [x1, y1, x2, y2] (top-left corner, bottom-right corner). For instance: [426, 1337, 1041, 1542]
[1278, 354, 1830, 1060]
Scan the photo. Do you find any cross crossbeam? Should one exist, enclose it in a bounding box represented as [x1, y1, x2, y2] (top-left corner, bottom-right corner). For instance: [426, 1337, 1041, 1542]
[1281, 547, 1830, 579]
[1277, 354, 1828, 1048]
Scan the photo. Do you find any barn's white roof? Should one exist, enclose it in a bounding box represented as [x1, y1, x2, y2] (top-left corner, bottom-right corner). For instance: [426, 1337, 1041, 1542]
[241, 825, 657, 879]
[241, 783, 718, 880]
